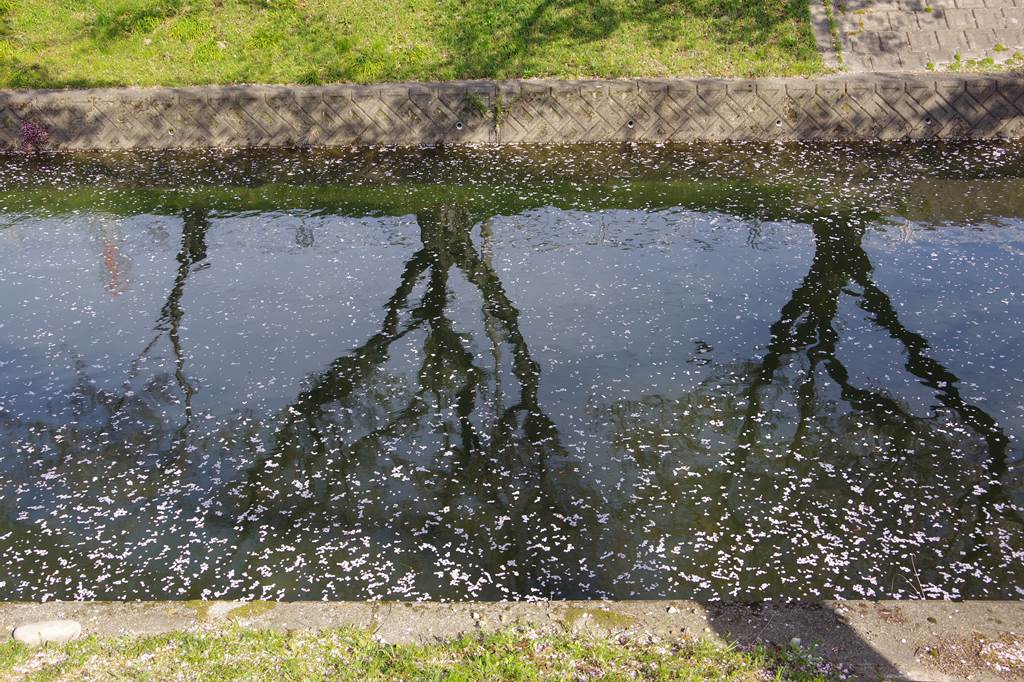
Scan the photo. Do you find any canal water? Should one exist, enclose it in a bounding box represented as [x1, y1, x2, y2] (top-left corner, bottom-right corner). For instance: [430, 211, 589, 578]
[0, 143, 1022, 601]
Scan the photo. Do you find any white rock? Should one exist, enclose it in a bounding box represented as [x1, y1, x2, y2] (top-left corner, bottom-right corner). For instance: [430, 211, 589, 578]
[666, 606, 680, 614]
[12, 620, 82, 647]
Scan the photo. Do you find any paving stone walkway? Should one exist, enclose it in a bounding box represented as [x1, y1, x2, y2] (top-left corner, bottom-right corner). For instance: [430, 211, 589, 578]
[812, 0, 1024, 71]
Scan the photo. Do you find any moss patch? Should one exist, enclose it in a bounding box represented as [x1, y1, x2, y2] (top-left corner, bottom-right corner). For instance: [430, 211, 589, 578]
[228, 601, 277, 622]
[563, 606, 636, 631]
[185, 599, 216, 621]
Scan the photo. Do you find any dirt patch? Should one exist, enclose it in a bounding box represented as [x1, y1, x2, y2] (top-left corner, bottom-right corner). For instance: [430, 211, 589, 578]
[925, 632, 1024, 680]
[875, 603, 908, 625]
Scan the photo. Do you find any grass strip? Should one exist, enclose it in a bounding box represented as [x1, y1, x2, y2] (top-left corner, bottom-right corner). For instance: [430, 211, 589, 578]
[0, 0, 822, 88]
[0, 625, 839, 680]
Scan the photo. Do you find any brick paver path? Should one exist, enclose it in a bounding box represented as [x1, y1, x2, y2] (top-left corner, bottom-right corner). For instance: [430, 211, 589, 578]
[812, 0, 1024, 71]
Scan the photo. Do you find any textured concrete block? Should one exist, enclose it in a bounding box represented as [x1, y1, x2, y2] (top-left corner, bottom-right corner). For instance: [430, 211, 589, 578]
[888, 12, 920, 30]
[2, 76, 1024, 148]
[876, 29, 915, 49]
[845, 32, 883, 53]
[970, 6, 1004, 23]
[861, 11, 898, 30]
[1002, 6, 1024, 22]
[914, 9, 950, 29]
[931, 29, 971, 53]
[991, 27, 1024, 46]
[906, 30, 941, 48]
[944, 7, 979, 25]
[899, 50, 934, 68]
[964, 26, 998, 47]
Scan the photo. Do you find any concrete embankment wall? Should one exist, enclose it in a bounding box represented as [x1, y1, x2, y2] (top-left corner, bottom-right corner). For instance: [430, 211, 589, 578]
[2, 74, 1024, 149]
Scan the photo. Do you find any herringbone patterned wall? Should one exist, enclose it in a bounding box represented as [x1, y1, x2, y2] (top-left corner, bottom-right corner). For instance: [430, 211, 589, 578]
[2, 75, 1023, 149]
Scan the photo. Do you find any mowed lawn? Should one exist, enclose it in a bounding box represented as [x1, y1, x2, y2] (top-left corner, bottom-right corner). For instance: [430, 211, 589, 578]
[0, 0, 823, 88]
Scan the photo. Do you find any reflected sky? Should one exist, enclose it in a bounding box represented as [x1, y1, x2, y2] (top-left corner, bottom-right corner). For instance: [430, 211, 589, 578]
[0, 143, 1022, 601]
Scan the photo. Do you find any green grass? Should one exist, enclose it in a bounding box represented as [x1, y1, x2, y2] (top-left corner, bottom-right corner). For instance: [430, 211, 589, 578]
[0, 626, 837, 681]
[946, 50, 1024, 73]
[0, 0, 823, 88]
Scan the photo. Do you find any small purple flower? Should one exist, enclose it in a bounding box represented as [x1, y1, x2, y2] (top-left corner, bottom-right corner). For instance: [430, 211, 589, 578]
[20, 120, 49, 153]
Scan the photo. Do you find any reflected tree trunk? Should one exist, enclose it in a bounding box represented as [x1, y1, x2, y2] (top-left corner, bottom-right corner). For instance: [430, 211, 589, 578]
[234, 205, 599, 599]
[111, 207, 211, 432]
[710, 215, 1014, 593]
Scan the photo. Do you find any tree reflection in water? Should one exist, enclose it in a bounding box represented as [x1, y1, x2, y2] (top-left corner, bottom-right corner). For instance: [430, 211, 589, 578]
[0, 200, 1021, 601]
[225, 205, 602, 599]
[592, 214, 1021, 599]
[120, 207, 211, 432]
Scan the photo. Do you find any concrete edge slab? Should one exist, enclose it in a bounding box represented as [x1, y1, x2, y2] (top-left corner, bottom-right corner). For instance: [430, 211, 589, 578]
[1, 600, 1022, 681]
[2, 74, 1024, 149]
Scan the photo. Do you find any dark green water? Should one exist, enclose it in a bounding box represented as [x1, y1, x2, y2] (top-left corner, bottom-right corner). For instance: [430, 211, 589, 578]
[0, 143, 1022, 601]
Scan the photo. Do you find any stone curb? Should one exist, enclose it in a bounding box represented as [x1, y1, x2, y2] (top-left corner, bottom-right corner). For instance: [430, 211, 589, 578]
[2, 600, 1022, 680]
[2, 74, 1024, 149]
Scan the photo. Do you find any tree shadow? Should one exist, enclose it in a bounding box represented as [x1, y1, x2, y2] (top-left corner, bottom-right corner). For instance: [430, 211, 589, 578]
[705, 601, 901, 679]
[442, 0, 816, 78]
[0, 58, 70, 90]
[90, 0, 186, 43]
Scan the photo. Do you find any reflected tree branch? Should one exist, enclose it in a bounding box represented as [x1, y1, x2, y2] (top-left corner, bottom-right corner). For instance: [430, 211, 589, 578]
[232, 204, 595, 597]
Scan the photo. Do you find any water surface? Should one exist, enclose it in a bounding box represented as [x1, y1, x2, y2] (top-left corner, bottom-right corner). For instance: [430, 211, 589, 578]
[1, 143, 1022, 601]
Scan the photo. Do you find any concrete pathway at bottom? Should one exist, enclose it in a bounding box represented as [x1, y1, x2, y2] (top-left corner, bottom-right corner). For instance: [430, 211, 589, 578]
[2, 600, 1023, 681]
[810, 0, 1024, 71]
